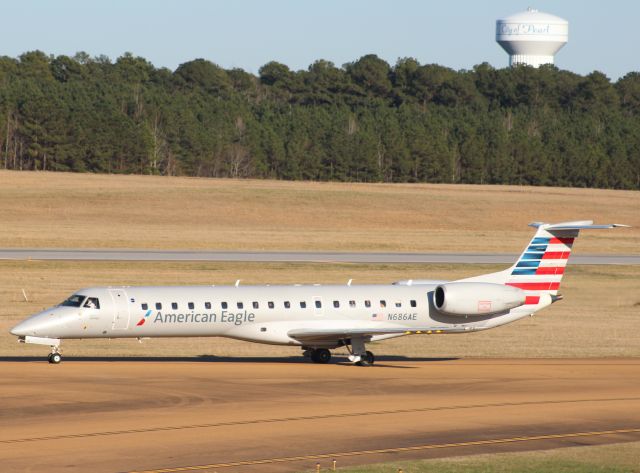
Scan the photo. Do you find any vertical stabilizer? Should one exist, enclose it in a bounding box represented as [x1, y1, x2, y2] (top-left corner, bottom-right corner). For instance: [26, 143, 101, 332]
[504, 222, 581, 304]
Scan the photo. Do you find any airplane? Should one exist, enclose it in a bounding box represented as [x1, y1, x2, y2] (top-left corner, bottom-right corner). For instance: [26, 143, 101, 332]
[10, 220, 628, 365]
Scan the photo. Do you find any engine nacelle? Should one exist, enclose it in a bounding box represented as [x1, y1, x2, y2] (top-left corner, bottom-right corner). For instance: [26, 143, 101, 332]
[434, 282, 526, 316]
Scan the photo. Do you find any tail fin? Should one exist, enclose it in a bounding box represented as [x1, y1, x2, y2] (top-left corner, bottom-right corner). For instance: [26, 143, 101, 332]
[459, 221, 628, 302]
[505, 222, 579, 297]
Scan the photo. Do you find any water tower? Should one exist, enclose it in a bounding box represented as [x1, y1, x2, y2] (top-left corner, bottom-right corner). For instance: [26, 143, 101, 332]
[496, 8, 568, 67]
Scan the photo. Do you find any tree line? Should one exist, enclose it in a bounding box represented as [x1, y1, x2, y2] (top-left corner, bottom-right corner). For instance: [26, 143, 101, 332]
[0, 50, 639, 189]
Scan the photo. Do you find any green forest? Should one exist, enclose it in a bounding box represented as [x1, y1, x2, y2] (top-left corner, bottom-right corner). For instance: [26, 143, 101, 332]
[1, 51, 639, 189]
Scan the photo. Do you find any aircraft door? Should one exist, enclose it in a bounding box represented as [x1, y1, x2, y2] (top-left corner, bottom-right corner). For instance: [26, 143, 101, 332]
[109, 289, 130, 330]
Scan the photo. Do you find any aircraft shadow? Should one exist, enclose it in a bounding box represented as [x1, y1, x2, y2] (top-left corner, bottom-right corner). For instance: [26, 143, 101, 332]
[0, 355, 459, 365]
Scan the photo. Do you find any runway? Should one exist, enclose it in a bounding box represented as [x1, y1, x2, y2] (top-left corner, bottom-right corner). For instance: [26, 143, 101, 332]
[1, 358, 639, 473]
[1, 248, 638, 264]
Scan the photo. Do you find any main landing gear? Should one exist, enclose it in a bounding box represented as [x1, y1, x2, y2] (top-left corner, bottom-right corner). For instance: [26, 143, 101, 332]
[346, 337, 375, 366]
[305, 348, 332, 364]
[48, 347, 62, 364]
[303, 338, 375, 366]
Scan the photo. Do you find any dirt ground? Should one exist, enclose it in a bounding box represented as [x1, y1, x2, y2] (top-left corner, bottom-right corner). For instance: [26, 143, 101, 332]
[0, 171, 638, 253]
[1, 359, 639, 473]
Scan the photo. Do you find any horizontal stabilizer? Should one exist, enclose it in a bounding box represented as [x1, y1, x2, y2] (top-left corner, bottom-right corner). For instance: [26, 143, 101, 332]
[529, 220, 630, 230]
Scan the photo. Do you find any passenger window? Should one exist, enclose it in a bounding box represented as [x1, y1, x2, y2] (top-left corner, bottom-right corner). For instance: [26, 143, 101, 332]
[300, 301, 306, 308]
[237, 302, 243, 309]
[188, 302, 194, 310]
[142, 303, 148, 310]
[365, 300, 371, 308]
[156, 302, 162, 310]
[268, 301, 274, 309]
[172, 302, 178, 310]
[410, 300, 417, 308]
[380, 300, 386, 308]
[253, 301, 259, 309]
[333, 300, 340, 308]
[395, 302, 402, 308]
[349, 300, 356, 308]
[315, 300, 322, 309]
[205, 302, 211, 309]
[284, 301, 291, 308]
[84, 297, 100, 309]
[222, 302, 228, 309]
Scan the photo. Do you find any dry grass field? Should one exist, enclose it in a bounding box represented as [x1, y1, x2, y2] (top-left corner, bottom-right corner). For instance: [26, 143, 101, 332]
[1, 261, 638, 358]
[0, 170, 638, 253]
[317, 440, 640, 473]
[0, 171, 638, 359]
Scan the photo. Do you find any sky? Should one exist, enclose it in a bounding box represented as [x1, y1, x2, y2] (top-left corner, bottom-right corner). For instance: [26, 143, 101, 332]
[1, 0, 638, 80]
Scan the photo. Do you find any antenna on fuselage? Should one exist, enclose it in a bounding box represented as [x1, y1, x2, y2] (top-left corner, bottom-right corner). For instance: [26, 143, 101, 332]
[347, 279, 352, 286]
[235, 279, 241, 287]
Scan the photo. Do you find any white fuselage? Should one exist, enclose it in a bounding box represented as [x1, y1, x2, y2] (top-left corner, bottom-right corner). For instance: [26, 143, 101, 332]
[11, 283, 532, 348]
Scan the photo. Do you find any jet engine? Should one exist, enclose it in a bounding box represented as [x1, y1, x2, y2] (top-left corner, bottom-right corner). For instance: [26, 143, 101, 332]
[434, 282, 526, 316]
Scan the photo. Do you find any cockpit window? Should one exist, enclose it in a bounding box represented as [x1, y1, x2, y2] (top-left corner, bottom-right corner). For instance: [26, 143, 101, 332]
[60, 295, 86, 307]
[84, 297, 100, 309]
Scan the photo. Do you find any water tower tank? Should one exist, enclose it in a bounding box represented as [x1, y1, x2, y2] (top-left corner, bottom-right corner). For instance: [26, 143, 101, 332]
[496, 8, 568, 67]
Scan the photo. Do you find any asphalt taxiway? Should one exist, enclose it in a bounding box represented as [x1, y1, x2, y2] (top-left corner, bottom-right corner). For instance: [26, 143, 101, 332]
[1, 358, 639, 473]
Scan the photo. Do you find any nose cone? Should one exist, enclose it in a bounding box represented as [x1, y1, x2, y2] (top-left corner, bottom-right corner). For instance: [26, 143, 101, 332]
[10, 322, 25, 336]
[10, 309, 65, 338]
[10, 318, 39, 337]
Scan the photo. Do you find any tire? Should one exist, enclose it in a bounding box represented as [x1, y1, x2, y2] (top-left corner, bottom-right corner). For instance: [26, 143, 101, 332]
[49, 353, 62, 364]
[312, 348, 331, 364]
[365, 351, 375, 365]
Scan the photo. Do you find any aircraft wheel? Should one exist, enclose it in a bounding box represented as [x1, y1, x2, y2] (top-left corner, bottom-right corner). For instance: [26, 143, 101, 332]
[365, 351, 375, 365]
[49, 353, 62, 364]
[311, 348, 331, 364]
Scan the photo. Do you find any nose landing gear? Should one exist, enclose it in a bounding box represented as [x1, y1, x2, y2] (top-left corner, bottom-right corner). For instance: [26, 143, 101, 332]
[48, 347, 62, 364]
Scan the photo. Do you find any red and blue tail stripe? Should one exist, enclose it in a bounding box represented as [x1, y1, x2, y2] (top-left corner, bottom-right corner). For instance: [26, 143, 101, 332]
[511, 237, 551, 276]
[507, 231, 576, 303]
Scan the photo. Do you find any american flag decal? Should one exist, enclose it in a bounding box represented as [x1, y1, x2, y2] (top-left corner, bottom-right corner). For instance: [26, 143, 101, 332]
[371, 313, 384, 321]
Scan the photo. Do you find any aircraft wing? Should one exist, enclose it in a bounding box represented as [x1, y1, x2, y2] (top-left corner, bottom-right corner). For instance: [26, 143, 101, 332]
[287, 326, 465, 343]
